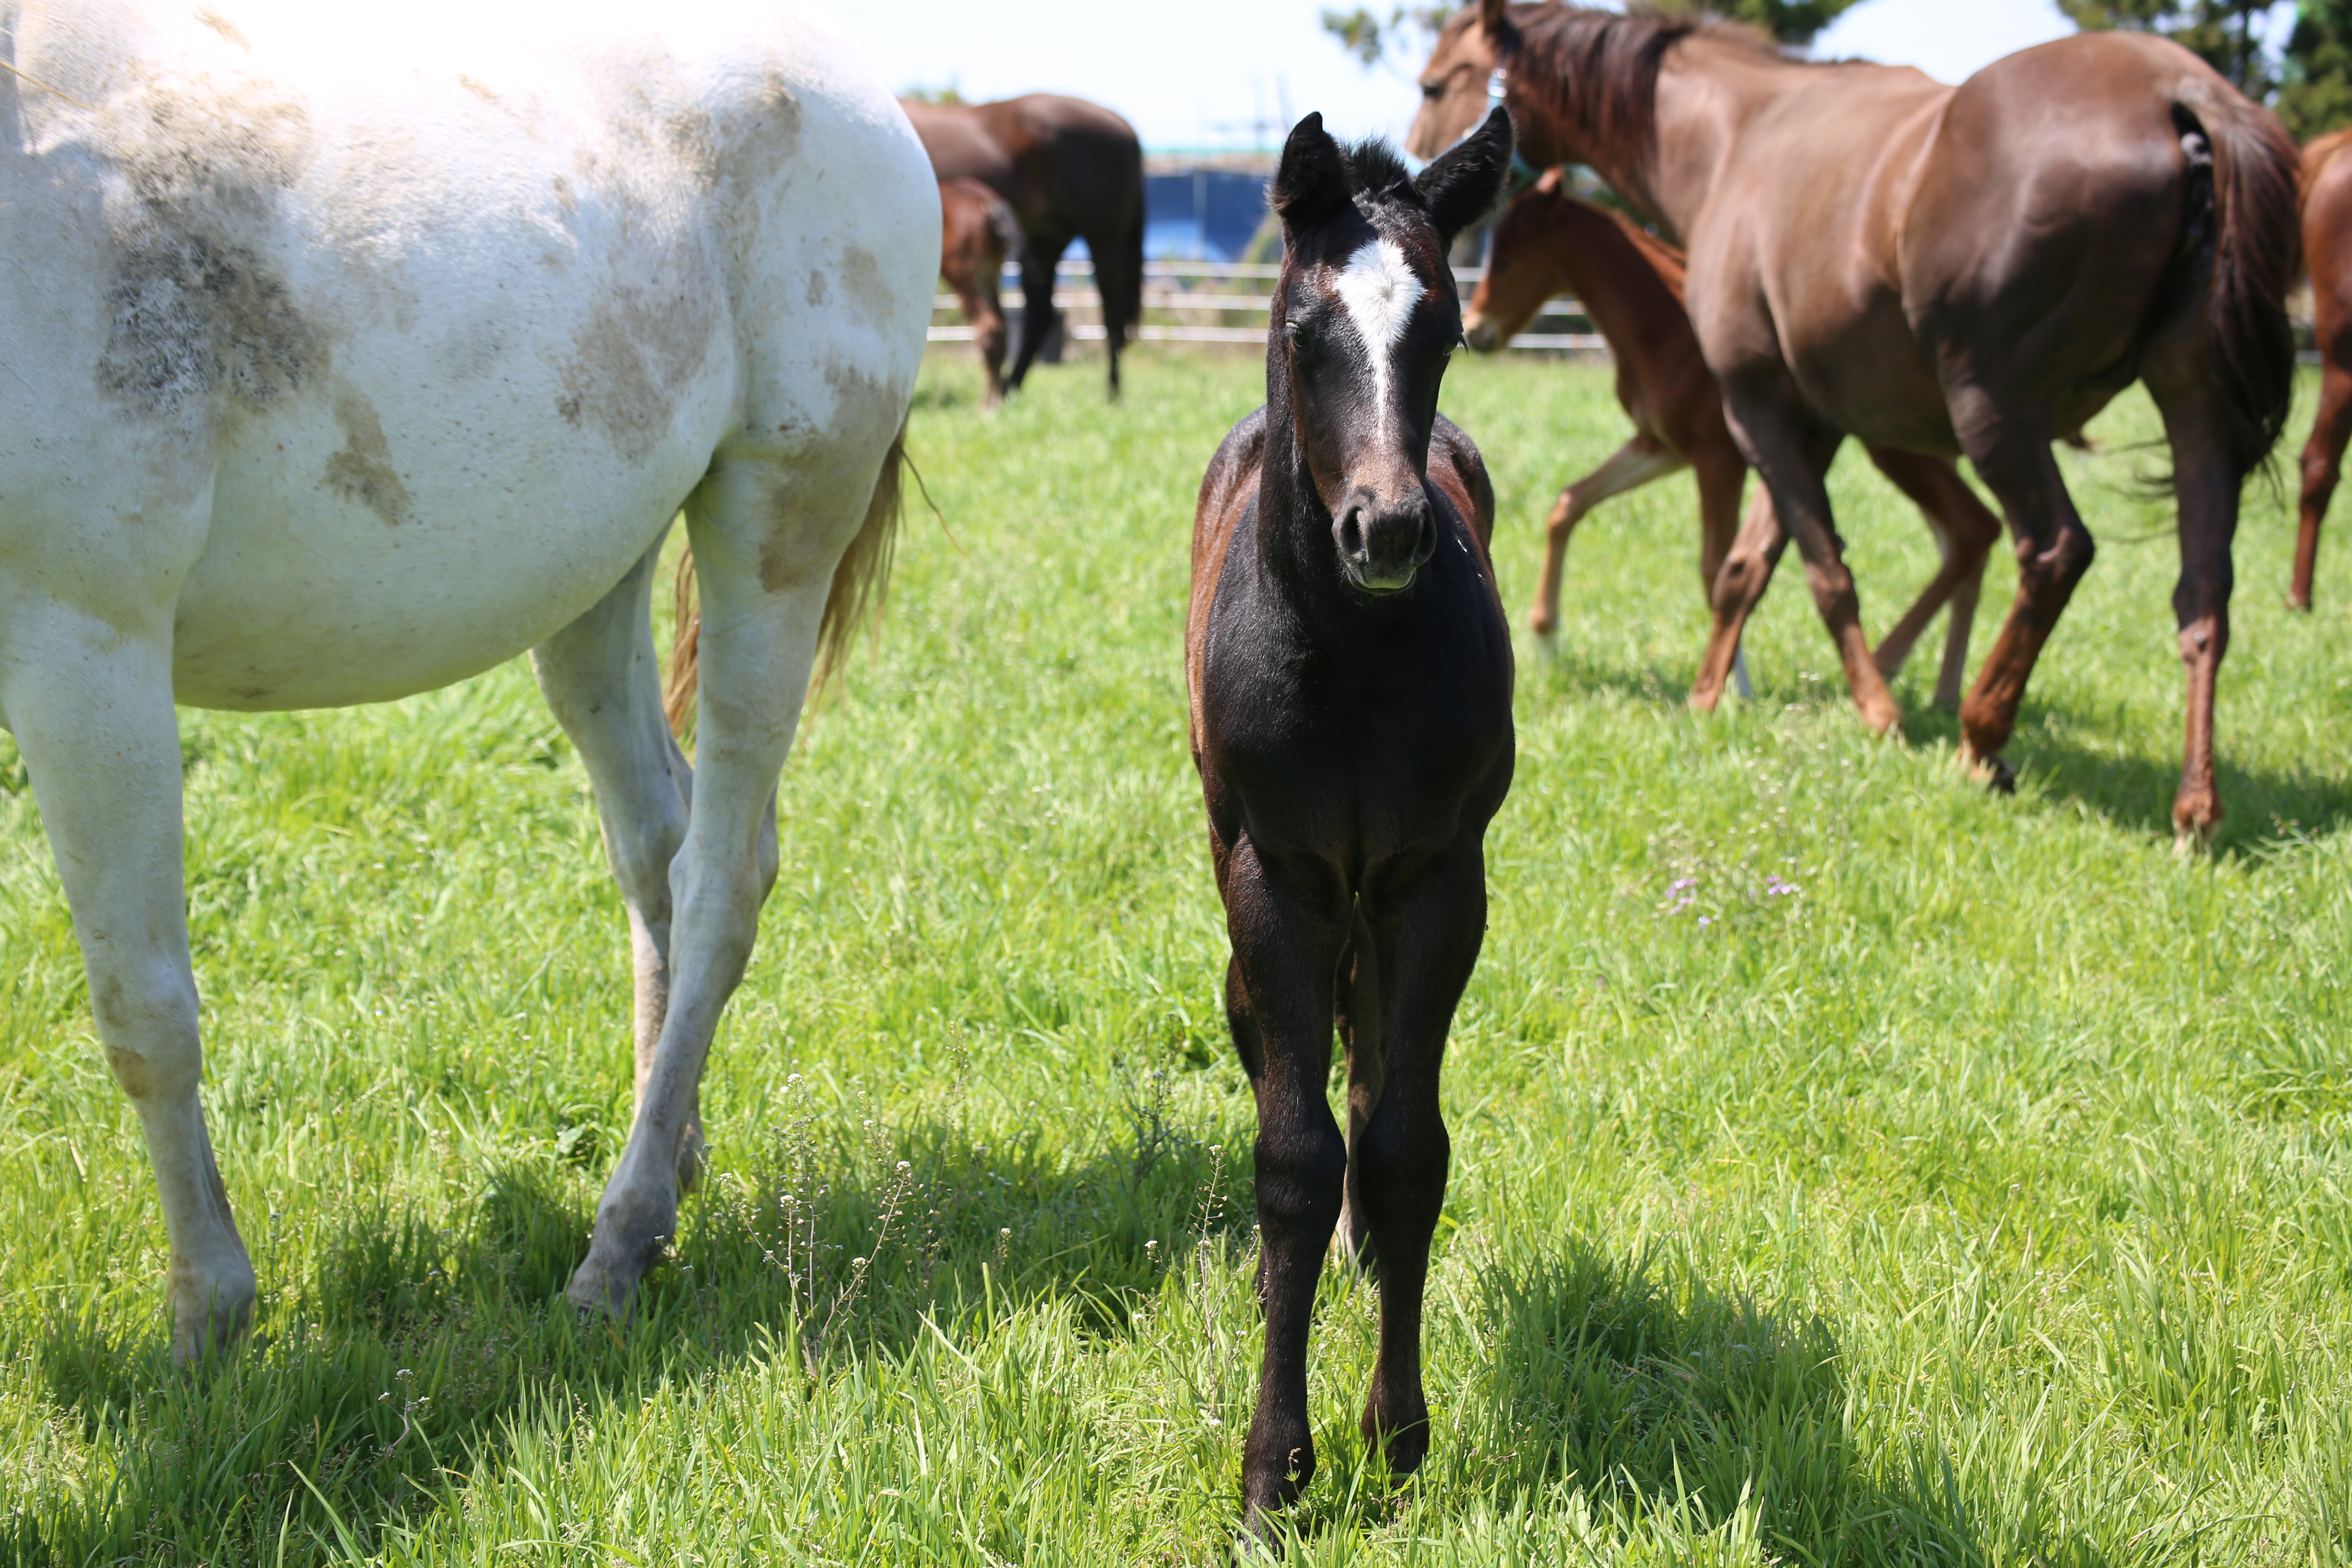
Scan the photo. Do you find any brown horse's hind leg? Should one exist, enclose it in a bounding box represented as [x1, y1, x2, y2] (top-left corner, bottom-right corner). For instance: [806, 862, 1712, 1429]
[1690, 478, 1786, 710]
[2144, 368, 2245, 846]
[1951, 400, 2096, 778]
[2291, 361, 2352, 609]
[1863, 448, 2000, 710]
[1528, 437, 1683, 638]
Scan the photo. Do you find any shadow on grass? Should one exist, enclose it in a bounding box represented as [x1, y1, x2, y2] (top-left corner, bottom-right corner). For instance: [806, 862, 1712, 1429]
[1526, 641, 2352, 856]
[1296, 1240, 2131, 1567]
[9, 1104, 1252, 1567]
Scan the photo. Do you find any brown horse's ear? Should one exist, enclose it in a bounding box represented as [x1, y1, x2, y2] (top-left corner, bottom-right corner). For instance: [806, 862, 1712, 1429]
[1414, 104, 1513, 247]
[1273, 111, 1352, 232]
[1478, 0, 1505, 33]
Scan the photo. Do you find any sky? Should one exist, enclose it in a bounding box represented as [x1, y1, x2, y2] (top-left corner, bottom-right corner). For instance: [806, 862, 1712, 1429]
[814, 0, 2263, 155]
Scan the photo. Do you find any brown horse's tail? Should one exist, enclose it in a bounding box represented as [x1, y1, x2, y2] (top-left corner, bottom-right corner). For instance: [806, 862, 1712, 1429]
[2174, 81, 2300, 475]
[662, 418, 910, 734]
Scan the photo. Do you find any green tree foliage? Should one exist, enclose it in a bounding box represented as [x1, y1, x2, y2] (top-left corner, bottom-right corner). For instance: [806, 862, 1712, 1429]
[2278, 1, 2352, 140]
[2058, 0, 2279, 97]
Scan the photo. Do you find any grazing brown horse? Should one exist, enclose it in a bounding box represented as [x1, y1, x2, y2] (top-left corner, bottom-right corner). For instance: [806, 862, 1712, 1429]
[2291, 128, 2352, 609]
[902, 94, 1145, 397]
[1415, 4, 2297, 841]
[1189, 108, 1515, 1540]
[1466, 169, 2000, 709]
[938, 176, 1027, 408]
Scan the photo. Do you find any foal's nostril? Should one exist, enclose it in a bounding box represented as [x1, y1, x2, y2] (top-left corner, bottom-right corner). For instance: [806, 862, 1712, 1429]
[1337, 505, 1368, 560]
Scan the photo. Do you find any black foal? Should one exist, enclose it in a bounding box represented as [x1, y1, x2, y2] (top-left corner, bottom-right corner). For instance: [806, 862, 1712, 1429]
[1187, 107, 1517, 1541]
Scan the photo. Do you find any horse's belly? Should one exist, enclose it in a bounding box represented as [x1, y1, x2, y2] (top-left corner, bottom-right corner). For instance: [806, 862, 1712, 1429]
[170, 427, 713, 711]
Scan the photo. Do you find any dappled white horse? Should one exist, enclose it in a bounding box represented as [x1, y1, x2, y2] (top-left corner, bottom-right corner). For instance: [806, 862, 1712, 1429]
[0, 0, 935, 1360]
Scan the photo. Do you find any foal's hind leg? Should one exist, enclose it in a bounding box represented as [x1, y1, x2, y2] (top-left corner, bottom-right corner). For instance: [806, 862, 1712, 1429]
[1862, 449, 1999, 710]
[532, 537, 699, 1189]
[1526, 437, 1683, 639]
[567, 437, 890, 1318]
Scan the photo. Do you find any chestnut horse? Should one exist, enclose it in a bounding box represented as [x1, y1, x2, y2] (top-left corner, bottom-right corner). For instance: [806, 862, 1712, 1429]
[1190, 109, 1514, 1539]
[902, 94, 1145, 397]
[2291, 128, 2352, 608]
[938, 176, 1027, 408]
[1416, 4, 2297, 841]
[1467, 169, 2000, 709]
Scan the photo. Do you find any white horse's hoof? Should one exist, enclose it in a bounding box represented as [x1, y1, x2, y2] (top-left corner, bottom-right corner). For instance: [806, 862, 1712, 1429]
[167, 1254, 257, 1366]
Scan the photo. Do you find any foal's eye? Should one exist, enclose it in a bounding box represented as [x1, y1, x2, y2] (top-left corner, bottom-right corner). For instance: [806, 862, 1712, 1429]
[1285, 319, 1314, 354]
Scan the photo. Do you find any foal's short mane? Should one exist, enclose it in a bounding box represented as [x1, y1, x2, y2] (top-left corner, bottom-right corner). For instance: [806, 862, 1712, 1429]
[1500, 6, 1775, 190]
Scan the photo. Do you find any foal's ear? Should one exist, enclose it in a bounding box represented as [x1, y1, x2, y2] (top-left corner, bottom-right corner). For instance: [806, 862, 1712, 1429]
[1274, 111, 1352, 232]
[1414, 104, 1513, 248]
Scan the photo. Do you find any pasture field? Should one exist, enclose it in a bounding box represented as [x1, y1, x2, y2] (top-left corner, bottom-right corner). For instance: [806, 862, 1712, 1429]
[5, 346, 2352, 1566]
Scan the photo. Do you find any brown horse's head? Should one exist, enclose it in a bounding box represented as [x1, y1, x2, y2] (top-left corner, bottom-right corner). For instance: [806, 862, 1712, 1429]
[1407, 0, 1510, 162]
[1463, 166, 1568, 351]
[1268, 107, 1512, 594]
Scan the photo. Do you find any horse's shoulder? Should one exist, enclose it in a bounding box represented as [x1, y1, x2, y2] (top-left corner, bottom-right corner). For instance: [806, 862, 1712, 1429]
[1428, 415, 1493, 554]
[1188, 408, 1266, 730]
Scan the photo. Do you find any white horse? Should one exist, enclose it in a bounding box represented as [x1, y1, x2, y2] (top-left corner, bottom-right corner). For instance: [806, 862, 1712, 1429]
[0, 0, 936, 1361]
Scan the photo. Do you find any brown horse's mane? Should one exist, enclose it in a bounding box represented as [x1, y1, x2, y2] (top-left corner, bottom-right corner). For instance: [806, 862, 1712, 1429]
[2303, 126, 2352, 214]
[1501, 6, 1777, 191]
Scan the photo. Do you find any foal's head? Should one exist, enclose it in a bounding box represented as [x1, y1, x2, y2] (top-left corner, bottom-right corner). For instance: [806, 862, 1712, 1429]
[1269, 107, 1512, 595]
[1463, 167, 1570, 352]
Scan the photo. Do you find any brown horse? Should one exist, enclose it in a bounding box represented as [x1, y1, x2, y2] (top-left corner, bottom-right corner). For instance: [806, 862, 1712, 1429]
[1467, 169, 2000, 709]
[1415, 4, 2297, 842]
[1190, 109, 1515, 1539]
[902, 94, 1145, 398]
[938, 176, 1026, 408]
[2291, 128, 2352, 608]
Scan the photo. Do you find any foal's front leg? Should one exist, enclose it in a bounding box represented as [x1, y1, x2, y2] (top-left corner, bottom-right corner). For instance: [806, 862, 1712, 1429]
[1350, 838, 1486, 1479]
[1, 606, 253, 1362]
[1216, 831, 1351, 1540]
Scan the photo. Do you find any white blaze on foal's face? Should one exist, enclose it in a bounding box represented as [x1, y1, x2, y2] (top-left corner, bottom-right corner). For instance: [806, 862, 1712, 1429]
[1332, 236, 1426, 441]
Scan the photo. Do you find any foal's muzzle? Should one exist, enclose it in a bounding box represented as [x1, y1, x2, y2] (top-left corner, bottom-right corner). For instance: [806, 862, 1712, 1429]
[1335, 488, 1438, 594]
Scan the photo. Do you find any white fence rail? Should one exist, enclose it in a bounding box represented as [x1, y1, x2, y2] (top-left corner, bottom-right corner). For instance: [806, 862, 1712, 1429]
[929, 258, 1606, 353]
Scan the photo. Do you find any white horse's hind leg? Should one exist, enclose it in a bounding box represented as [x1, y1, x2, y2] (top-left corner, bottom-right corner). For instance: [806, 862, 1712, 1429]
[566, 444, 874, 1317]
[531, 537, 703, 1189]
[0, 609, 255, 1361]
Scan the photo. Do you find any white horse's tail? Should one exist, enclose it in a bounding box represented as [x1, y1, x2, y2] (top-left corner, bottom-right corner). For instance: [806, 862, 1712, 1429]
[664, 416, 910, 734]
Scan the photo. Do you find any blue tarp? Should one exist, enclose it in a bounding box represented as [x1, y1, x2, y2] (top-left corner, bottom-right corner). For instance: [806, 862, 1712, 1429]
[1143, 169, 1272, 261]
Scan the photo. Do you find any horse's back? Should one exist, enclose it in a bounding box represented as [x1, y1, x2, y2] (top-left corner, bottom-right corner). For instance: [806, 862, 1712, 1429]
[0, 0, 935, 709]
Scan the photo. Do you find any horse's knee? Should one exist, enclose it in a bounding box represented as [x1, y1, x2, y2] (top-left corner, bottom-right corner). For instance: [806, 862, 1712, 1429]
[92, 962, 201, 1102]
[1254, 1123, 1347, 1234]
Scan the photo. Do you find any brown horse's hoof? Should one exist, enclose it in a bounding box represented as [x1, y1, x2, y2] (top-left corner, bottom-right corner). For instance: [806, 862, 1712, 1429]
[2286, 592, 2314, 612]
[1959, 744, 2014, 794]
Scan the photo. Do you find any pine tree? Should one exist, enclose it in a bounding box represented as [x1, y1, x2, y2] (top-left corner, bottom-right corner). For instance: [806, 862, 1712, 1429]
[2057, 0, 2279, 98]
[2278, 1, 2352, 140]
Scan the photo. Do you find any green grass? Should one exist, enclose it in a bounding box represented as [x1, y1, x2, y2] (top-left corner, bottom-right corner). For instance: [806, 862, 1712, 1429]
[5, 344, 2352, 1565]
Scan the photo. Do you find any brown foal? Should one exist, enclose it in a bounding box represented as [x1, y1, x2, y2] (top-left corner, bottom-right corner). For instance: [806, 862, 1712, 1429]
[1416, 4, 2297, 841]
[1467, 169, 1999, 709]
[2292, 128, 2352, 609]
[938, 176, 1025, 408]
